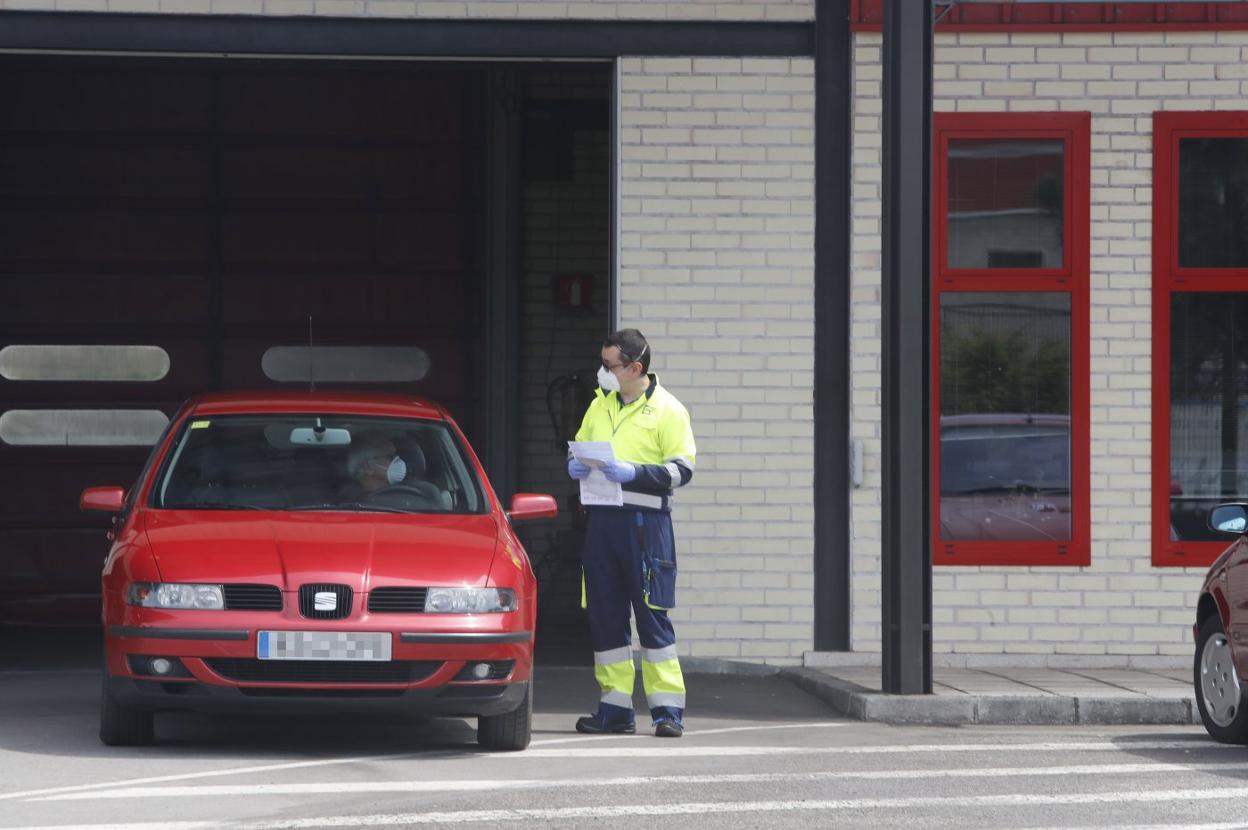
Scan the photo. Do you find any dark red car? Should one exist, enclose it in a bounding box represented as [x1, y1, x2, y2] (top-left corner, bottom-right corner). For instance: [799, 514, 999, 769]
[82, 392, 555, 751]
[1194, 501, 1248, 742]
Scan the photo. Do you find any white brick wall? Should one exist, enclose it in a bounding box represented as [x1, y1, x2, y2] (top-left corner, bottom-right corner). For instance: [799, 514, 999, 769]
[618, 56, 815, 664]
[851, 30, 1248, 667]
[0, 0, 814, 20]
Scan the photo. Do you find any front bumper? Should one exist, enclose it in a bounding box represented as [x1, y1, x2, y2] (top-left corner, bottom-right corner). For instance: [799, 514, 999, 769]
[104, 622, 533, 717]
[106, 674, 529, 716]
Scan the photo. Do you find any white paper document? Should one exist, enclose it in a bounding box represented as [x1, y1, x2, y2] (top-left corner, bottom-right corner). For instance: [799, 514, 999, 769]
[569, 441, 623, 507]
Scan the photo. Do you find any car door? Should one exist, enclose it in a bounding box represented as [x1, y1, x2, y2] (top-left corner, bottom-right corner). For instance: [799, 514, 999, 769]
[1221, 535, 1248, 679]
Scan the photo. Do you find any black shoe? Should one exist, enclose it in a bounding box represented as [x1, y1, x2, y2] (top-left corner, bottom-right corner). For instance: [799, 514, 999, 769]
[575, 715, 636, 734]
[653, 719, 683, 738]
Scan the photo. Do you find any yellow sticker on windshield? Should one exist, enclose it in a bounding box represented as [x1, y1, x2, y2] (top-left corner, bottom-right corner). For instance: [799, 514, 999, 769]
[190, 420, 211, 430]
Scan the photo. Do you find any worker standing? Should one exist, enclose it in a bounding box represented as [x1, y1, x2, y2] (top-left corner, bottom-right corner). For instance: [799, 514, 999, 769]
[567, 329, 695, 738]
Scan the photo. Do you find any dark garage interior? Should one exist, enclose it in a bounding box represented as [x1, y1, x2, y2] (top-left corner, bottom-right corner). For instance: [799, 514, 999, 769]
[0, 55, 610, 664]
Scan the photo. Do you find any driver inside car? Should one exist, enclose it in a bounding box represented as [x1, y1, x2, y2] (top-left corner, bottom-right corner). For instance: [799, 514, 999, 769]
[341, 432, 407, 500]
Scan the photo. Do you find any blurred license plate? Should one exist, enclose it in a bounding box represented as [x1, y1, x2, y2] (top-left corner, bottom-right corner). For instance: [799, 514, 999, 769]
[257, 631, 391, 661]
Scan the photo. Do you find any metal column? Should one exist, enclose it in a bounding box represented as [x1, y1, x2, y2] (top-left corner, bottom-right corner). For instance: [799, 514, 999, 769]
[482, 67, 521, 503]
[881, 0, 932, 694]
[813, 0, 853, 652]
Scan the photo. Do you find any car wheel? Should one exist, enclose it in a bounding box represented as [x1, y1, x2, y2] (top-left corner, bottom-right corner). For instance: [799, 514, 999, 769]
[477, 679, 532, 752]
[99, 670, 154, 747]
[1195, 613, 1248, 744]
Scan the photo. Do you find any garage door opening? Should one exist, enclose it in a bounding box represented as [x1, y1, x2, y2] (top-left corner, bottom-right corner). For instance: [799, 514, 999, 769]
[0, 55, 611, 666]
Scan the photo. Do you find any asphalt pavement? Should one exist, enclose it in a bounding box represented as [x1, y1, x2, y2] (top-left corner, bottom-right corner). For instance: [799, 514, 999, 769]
[2, 628, 1247, 829]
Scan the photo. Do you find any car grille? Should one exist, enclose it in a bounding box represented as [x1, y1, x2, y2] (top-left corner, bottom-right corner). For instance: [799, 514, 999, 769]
[367, 587, 428, 613]
[299, 584, 352, 620]
[223, 584, 283, 611]
[204, 659, 441, 684]
[239, 688, 405, 698]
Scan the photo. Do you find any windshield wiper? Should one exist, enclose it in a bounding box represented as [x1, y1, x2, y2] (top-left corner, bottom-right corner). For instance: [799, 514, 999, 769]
[287, 502, 412, 514]
[166, 502, 265, 511]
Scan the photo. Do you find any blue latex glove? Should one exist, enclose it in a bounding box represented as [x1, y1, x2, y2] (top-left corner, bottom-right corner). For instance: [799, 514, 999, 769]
[603, 460, 637, 483]
[568, 458, 591, 480]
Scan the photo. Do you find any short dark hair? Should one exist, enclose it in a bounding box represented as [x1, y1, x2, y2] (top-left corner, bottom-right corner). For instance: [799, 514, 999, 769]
[604, 329, 651, 373]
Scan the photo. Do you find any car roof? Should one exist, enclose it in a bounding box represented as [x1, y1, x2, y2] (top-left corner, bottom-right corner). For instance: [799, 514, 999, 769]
[188, 390, 445, 420]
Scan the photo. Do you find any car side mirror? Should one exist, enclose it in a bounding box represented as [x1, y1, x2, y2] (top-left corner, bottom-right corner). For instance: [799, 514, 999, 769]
[80, 486, 126, 513]
[1208, 503, 1248, 536]
[508, 493, 558, 523]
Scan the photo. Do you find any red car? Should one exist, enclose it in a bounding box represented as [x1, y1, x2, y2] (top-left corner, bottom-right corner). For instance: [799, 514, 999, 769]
[1195, 501, 1248, 742]
[82, 391, 555, 751]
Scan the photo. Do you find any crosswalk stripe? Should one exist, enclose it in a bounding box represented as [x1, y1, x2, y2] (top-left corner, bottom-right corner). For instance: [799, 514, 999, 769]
[508, 739, 1223, 759]
[0, 738, 1219, 804]
[29, 761, 1248, 802]
[17, 787, 1248, 829]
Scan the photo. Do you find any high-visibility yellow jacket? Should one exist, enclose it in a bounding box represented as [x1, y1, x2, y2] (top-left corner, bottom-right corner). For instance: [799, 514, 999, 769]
[574, 375, 696, 512]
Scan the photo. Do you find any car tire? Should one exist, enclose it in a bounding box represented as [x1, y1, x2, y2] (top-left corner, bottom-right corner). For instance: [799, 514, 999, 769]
[477, 679, 532, 752]
[99, 671, 155, 747]
[1195, 613, 1248, 744]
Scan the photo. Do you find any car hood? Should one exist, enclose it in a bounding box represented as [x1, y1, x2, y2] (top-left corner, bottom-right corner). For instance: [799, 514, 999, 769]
[142, 511, 500, 591]
[939, 492, 1070, 542]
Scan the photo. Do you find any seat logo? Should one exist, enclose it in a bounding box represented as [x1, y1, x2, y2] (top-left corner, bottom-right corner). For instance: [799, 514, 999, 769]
[314, 591, 337, 612]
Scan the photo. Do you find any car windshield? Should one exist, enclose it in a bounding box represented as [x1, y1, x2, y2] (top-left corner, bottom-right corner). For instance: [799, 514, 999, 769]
[151, 414, 486, 514]
[940, 423, 1070, 495]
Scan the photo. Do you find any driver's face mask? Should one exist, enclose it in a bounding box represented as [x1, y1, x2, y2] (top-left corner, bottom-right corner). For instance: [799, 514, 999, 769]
[386, 456, 407, 485]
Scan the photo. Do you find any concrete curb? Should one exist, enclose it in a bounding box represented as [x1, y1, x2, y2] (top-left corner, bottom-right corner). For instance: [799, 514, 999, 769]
[779, 667, 1199, 726]
[680, 656, 783, 677]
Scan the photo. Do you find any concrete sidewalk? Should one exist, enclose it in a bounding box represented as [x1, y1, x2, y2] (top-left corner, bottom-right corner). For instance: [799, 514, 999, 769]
[780, 664, 1200, 726]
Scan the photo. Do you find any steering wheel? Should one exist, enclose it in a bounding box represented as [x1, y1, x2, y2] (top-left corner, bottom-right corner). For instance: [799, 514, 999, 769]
[369, 484, 429, 499]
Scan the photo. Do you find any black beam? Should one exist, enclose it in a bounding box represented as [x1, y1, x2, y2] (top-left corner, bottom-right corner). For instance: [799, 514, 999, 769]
[812, 0, 852, 652]
[0, 11, 813, 58]
[880, 0, 932, 694]
[482, 67, 520, 502]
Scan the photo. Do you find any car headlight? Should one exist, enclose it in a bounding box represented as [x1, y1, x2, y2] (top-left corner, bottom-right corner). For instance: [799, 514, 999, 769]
[127, 582, 225, 611]
[424, 587, 517, 614]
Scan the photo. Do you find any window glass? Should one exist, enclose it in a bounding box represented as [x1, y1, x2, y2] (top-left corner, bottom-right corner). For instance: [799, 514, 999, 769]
[947, 138, 1064, 270]
[0, 345, 169, 382]
[261, 346, 430, 384]
[152, 414, 484, 514]
[0, 409, 169, 446]
[939, 292, 1072, 541]
[1178, 138, 1248, 269]
[1169, 293, 1248, 541]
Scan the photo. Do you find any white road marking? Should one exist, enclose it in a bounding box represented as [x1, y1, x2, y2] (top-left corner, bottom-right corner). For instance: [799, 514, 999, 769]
[1021, 824, 1248, 830]
[0, 754, 416, 803]
[508, 738, 1222, 759]
[0, 737, 1218, 804]
[529, 721, 845, 746]
[17, 788, 1248, 829]
[30, 761, 1248, 802]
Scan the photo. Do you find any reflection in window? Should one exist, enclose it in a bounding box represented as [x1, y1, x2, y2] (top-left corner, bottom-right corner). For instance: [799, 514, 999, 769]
[0, 345, 170, 382]
[947, 139, 1064, 270]
[261, 346, 430, 384]
[939, 293, 1072, 541]
[153, 414, 483, 514]
[1170, 293, 1248, 541]
[0, 409, 169, 446]
[1178, 138, 1248, 268]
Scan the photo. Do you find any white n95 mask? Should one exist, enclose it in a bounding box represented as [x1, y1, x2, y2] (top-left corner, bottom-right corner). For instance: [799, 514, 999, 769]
[386, 456, 407, 485]
[597, 365, 621, 393]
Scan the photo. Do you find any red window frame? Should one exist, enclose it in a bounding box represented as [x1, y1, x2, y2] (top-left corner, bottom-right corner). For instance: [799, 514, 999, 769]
[932, 112, 1091, 567]
[1151, 111, 1248, 567]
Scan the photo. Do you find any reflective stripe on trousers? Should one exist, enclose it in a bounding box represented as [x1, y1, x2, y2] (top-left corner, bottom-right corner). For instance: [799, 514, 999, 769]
[642, 644, 686, 712]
